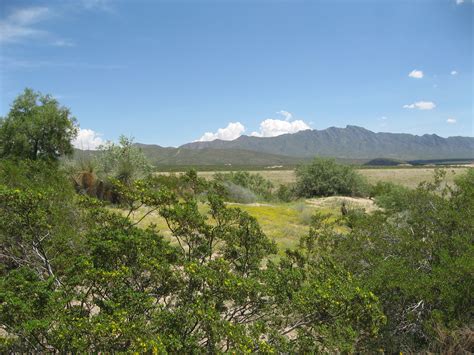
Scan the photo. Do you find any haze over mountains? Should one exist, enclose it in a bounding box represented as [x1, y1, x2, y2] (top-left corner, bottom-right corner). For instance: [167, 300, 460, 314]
[76, 126, 474, 166]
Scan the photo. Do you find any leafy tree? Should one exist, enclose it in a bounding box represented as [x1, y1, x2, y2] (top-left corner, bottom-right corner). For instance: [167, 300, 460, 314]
[295, 158, 369, 198]
[0, 89, 77, 161]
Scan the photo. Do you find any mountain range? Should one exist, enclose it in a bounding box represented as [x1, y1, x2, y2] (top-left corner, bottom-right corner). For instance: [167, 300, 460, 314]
[75, 126, 474, 167]
[181, 125, 474, 161]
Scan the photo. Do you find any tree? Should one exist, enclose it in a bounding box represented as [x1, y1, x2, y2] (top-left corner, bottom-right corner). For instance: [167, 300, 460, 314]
[0, 89, 78, 161]
[295, 158, 369, 198]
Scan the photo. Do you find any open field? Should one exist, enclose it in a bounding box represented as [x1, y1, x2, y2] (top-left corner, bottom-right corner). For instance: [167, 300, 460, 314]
[122, 196, 377, 253]
[166, 166, 471, 188]
[121, 202, 317, 252]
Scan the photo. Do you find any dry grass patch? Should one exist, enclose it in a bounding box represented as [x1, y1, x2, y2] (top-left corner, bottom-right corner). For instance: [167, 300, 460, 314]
[195, 167, 469, 189]
[305, 196, 378, 213]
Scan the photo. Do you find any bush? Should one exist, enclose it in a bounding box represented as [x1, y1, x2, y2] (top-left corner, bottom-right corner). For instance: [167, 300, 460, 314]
[295, 158, 370, 198]
[314, 168, 474, 352]
[276, 184, 297, 202]
[214, 171, 274, 201]
[370, 181, 411, 211]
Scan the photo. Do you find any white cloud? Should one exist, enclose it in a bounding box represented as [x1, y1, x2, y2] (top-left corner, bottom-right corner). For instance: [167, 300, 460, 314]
[403, 101, 436, 110]
[451, 70, 458, 75]
[446, 118, 457, 124]
[198, 122, 245, 142]
[456, 0, 464, 4]
[251, 116, 310, 138]
[0, 3, 109, 45]
[73, 128, 105, 150]
[380, 116, 388, 120]
[8, 7, 51, 25]
[408, 69, 424, 79]
[0, 6, 51, 43]
[196, 111, 311, 141]
[276, 110, 293, 121]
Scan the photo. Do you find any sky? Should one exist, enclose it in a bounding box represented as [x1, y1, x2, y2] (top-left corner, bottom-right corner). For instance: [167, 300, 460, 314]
[0, 0, 472, 149]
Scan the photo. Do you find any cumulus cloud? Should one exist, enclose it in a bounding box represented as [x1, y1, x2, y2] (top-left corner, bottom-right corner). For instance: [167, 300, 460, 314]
[451, 70, 458, 75]
[251, 116, 310, 137]
[198, 122, 245, 142]
[456, 0, 464, 4]
[73, 128, 105, 150]
[446, 118, 457, 124]
[408, 69, 424, 79]
[196, 111, 311, 141]
[403, 101, 436, 110]
[249, 110, 310, 137]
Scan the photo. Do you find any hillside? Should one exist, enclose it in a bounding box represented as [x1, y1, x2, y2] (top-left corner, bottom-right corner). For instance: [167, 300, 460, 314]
[181, 125, 474, 160]
[136, 144, 307, 166]
[73, 144, 308, 167]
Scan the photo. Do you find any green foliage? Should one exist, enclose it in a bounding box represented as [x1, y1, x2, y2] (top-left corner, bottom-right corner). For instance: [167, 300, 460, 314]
[95, 135, 152, 184]
[214, 171, 274, 201]
[370, 181, 411, 210]
[0, 158, 387, 352]
[0, 95, 471, 352]
[276, 183, 297, 202]
[0, 89, 77, 161]
[319, 168, 474, 352]
[295, 158, 370, 198]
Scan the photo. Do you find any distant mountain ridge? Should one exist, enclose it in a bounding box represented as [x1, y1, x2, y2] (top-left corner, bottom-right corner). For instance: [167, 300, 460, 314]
[180, 125, 474, 160]
[133, 144, 307, 166]
[74, 143, 309, 166]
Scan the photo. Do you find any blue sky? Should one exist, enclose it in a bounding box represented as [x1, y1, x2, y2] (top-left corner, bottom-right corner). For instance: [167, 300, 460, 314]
[1, 0, 472, 148]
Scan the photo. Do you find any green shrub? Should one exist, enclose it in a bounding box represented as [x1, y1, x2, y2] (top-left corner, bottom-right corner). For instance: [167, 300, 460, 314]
[276, 184, 297, 202]
[370, 181, 411, 211]
[295, 158, 370, 198]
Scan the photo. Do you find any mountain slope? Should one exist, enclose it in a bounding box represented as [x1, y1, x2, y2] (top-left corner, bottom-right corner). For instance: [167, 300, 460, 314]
[135, 144, 307, 166]
[181, 125, 474, 160]
[74, 144, 308, 166]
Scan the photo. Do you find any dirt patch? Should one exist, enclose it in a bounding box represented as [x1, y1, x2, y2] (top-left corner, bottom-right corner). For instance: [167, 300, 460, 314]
[305, 196, 378, 213]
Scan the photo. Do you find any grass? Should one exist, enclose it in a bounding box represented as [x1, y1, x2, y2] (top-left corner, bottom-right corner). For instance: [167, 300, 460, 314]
[194, 167, 470, 188]
[357, 167, 468, 189]
[118, 200, 343, 253]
